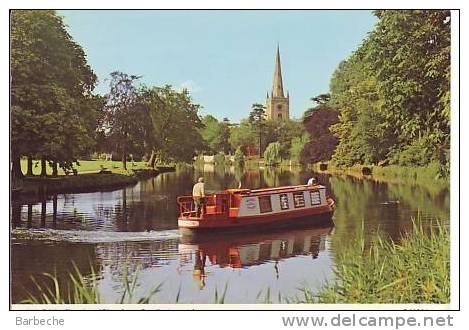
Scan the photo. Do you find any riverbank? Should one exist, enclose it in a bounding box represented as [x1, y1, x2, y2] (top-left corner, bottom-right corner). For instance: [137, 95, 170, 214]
[310, 162, 449, 188]
[13, 168, 161, 199]
[303, 220, 450, 304]
[13, 159, 178, 199]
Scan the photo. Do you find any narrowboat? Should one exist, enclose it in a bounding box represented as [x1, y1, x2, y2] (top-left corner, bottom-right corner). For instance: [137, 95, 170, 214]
[177, 184, 336, 234]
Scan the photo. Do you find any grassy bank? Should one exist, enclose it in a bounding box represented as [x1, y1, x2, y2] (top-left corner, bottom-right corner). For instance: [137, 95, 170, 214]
[311, 162, 448, 187]
[298, 220, 450, 304]
[18, 220, 450, 304]
[19, 159, 148, 176]
[17, 173, 140, 196]
[13, 159, 177, 198]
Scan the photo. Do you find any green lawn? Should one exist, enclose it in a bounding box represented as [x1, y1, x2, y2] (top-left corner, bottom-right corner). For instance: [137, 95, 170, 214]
[20, 159, 148, 176]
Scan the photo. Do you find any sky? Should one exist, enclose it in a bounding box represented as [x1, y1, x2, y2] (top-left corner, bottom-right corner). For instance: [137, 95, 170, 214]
[59, 10, 378, 122]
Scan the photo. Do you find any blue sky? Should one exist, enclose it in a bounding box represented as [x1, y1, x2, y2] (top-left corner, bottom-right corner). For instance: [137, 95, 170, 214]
[59, 10, 377, 122]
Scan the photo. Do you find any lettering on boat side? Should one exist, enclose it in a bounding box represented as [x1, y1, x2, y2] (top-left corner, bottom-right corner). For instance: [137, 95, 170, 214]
[293, 192, 305, 208]
[280, 194, 289, 210]
[310, 191, 321, 206]
[245, 198, 257, 209]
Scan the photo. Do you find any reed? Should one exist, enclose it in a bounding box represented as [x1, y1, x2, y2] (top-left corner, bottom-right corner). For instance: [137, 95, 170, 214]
[21, 264, 162, 304]
[22, 264, 101, 304]
[296, 219, 450, 304]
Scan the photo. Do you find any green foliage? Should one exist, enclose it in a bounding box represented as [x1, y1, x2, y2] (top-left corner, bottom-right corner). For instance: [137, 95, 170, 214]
[312, 220, 450, 304]
[22, 264, 162, 304]
[328, 10, 450, 171]
[102, 72, 152, 169]
[200, 115, 231, 154]
[141, 85, 205, 163]
[388, 134, 438, 167]
[230, 116, 304, 160]
[264, 142, 282, 166]
[266, 119, 305, 159]
[303, 104, 339, 164]
[289, 133, 309, 165]
[248, 103, 267, 155]
[234, 147, 245, 167]
[213, 153, 230, 166]
[229, 120, 257, 153]
[11, 10, 99, 175]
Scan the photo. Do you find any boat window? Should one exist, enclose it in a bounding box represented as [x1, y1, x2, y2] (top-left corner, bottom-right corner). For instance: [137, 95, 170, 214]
[259, 196, 272, 213]
[279, 194, 289, 210]
[293, 192, 305, 208]
[310, 191, 321, 206]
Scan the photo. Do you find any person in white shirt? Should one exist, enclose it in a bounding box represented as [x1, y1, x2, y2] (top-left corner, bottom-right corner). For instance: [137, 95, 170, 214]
[192, 177, 206, 217]
[307, 177, 318, 186]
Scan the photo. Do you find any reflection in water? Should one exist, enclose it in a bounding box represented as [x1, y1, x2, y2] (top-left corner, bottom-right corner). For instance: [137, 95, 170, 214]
[11, 165, 449, 303]
[179, 224, 334, 291]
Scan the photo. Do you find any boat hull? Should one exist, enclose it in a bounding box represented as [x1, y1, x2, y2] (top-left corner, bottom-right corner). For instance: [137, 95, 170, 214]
[178, 203, 335, 236]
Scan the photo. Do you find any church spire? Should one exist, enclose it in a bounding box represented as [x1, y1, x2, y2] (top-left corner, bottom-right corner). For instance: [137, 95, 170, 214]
[272, 44, 285, 98]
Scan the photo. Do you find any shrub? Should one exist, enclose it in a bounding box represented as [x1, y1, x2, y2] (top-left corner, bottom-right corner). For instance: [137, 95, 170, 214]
[234, 147, 245, 167]
[264, 142, 281, 166]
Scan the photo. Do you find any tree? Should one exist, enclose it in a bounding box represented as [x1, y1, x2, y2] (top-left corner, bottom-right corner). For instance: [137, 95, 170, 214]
[102, 72, 154, 170]
[327, 10, 450, 169]
[290, 133, 310, 165]
[368, 10, 450, 166]
[248, 103, 267, 156]
[142, 85, 204, 163]
[310, 93, 331, 105]
[229, 120, 257, 155]
[303, 99, 340, 164]
[222, 117, 232, 154]
[264, 142, 281, 166]
[11, 10, 98, 178]
[234, 146, 245, 167]
[200, 115, 224, 153]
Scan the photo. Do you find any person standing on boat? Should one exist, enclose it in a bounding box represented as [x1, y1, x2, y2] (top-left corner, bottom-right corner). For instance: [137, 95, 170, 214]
[193, 177, 206, 217]
[307, 176, 318, 186]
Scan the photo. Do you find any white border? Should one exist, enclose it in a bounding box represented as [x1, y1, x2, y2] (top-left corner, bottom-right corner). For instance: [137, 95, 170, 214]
[2, 2, 464, 328]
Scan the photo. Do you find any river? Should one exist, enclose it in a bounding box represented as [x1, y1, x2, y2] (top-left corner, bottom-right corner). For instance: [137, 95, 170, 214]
[10, 165, 450, 304]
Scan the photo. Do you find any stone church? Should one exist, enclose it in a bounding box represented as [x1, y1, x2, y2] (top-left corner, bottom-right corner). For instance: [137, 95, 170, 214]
[266, 46, 290, 120]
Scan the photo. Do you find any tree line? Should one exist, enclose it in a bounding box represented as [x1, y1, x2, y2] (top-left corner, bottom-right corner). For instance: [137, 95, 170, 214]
[303, 10, 450, 174]
[11, 10, 205, 179]
[200, 103, 307, 165]
[11, 10, 451, 180]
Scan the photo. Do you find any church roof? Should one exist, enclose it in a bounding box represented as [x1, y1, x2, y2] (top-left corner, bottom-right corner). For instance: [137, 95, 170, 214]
[272, 45, 285, 98]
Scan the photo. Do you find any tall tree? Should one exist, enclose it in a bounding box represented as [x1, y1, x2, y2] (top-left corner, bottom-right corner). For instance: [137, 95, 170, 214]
[11, 10, 98, 178]
[200, 115, 224, 153]
[229, 120, 257, 155]
[102, 72, 152, 170]
[327, 10, 450, 168]
[248, 103, 266, 156]
[303, 101, 339, 164]
[142, 85, 204, 163]
[368, 10, 450, 165]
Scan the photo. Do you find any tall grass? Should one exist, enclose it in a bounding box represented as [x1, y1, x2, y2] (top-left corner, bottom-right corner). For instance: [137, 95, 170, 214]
[22, 264, 162, 304]
[297, 220, 450, 304]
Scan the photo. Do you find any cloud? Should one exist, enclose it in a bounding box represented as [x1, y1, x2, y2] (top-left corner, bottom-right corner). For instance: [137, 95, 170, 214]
[179, 80, 202, 94]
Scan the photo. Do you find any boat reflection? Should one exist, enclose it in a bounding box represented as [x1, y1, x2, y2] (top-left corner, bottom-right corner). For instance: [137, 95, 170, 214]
[179, 222, 334, 289]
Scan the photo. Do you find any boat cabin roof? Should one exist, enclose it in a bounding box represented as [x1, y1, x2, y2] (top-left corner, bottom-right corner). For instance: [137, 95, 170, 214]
[226, 185, 324, 197]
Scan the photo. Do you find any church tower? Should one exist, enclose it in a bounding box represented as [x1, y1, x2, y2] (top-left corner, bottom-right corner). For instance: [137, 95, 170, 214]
[266, 45, 289, 120]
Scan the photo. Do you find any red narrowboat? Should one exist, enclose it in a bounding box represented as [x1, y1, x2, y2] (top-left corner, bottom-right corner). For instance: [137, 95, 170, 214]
[177, 184, 336, 234]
